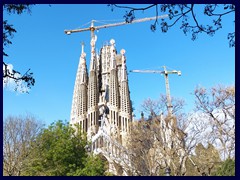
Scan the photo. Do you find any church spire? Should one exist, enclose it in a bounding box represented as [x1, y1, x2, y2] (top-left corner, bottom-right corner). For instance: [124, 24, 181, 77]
[119, 48, 132, 136]
[90, 35, 97, 71]
[110, 39, 116, 70]
[80, 42, 87, 84]
[70, 42, 88, 131]
[121, 49, 127, 81]
[109, 39, 120, 129]
[87, 35, 99, 139]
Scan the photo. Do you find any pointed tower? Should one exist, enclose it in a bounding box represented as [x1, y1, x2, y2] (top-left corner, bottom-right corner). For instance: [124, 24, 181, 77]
[119, 49, 132, 145]
[108, 39, 120, 138]
[70, 43, 88, 132]
[99, 42, 111, 104]
[87, 37, 99, 139]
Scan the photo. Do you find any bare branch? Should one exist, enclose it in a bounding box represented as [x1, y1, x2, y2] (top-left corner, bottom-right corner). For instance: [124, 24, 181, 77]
[110, 4, 157, 12]
[110, 4, 235, 47]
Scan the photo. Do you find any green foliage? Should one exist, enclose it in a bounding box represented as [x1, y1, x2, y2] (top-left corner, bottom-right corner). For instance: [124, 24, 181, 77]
[70, 154, 106, 176]
[22, 120, 106, 176]
[3, 4, 33, 15]
[190, 143, 222, 176]
[212, 158, 235, 176]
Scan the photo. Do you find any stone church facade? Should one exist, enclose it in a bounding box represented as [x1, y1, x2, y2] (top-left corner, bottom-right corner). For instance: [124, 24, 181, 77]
[70, 38, 133, 174]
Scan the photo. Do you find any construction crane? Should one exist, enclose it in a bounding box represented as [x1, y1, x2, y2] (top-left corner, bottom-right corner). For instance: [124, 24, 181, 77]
[64, 14, 168, 40]
[130, 66, 181, 116]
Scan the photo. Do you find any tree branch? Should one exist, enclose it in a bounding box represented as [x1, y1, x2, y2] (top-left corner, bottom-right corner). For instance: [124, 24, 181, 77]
[111, 4, 157, 12]
[191, 4, 207, 33]
[110, 4, 235, 47]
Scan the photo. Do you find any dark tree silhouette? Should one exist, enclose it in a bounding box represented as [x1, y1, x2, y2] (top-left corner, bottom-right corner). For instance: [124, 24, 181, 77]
[108, 4, 235, 47]
[3, 4, 35, 93]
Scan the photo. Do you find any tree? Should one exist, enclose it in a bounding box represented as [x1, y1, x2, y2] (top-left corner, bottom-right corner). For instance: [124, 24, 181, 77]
[188, 143, 222, 176]
[125, 115, 187, 176]
[132, 95, 187, 176]
[3, 4, 35, 93]
[22, 120, 106, 176]
[3, 114, 43, 176]
[212, 158, 235, 176]
[176, 85, 235, 176]
[108, 4, 235, 47]
[193, 85, 235, 160]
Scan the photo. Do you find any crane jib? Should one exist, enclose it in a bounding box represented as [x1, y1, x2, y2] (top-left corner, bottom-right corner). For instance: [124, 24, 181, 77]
[64, 14, 168, 35]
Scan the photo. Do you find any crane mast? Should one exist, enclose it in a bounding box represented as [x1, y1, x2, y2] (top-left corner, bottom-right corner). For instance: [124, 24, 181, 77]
[130, 66, 181, 116]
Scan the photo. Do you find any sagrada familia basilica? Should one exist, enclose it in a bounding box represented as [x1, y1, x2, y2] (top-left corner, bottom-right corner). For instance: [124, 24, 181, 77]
[70, 37, 133, 175]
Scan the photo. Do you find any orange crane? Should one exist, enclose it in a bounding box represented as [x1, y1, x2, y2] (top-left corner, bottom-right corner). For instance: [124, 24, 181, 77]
[64, 14, 168, 40]
[130, 66, 181, 116]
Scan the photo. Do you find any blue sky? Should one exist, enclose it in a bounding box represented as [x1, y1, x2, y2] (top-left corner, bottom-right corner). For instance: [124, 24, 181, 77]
[3, 4, 235, 126]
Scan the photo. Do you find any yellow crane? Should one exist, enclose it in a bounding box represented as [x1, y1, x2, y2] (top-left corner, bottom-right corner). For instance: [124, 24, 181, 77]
[130, 66, 181, 116]
[64, 14, 168, 40]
